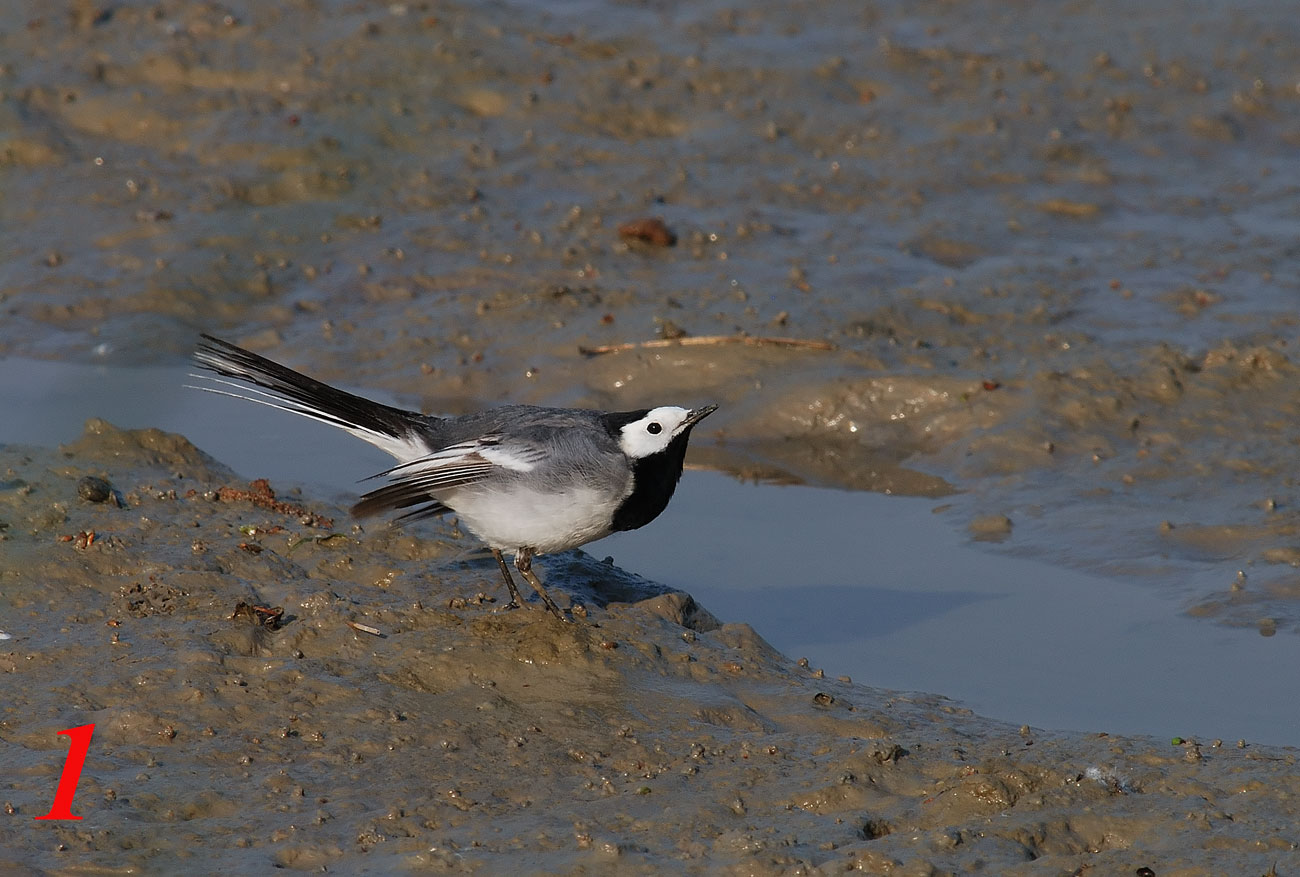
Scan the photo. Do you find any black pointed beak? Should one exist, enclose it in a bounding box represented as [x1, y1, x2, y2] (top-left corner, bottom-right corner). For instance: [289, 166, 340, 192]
[681, 404, 718, 431]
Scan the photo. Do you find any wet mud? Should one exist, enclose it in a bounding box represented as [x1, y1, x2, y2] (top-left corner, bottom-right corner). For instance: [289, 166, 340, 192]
[3, 423, 1299, 873]
[5, 0, 1300, 870]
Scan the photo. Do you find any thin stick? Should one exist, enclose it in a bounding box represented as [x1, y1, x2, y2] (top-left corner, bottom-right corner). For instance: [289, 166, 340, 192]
[346, 620, 384, 637]
[579, 335, 836, 357]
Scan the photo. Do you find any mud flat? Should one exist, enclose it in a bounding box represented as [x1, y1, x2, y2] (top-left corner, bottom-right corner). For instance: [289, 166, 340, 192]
[0, 422, 1296, 874]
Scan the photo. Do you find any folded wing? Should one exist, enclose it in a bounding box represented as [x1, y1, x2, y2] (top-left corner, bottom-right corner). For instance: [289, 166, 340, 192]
[352, 435, 547, 523]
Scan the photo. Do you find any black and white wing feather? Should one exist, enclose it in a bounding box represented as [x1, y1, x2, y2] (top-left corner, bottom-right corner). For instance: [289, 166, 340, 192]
[352, 435, 549, 522]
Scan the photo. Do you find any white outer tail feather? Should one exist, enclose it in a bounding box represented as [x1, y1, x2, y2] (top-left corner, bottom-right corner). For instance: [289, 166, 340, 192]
[185, 369, 431, 464]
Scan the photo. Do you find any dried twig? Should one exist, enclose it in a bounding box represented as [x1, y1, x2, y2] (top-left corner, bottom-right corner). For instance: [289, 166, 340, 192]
[579, 335, 835, 357]
[346, 620, 384, 637]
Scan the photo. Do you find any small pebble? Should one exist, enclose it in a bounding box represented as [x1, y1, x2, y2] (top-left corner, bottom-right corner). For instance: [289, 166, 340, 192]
[969, 514, 1013, 542]
[618, 216, 676, 247]
[77, 475, 113, 503]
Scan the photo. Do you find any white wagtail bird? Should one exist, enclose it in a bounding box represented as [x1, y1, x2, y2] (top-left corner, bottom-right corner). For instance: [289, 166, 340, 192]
[190, 335, 717, 619]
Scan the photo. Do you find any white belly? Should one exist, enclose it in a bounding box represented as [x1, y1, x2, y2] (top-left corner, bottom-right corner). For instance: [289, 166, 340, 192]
[445, 484, 623, 556]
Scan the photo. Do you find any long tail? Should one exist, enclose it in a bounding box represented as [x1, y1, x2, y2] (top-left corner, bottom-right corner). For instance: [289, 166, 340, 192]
[188, 334, 434, 462]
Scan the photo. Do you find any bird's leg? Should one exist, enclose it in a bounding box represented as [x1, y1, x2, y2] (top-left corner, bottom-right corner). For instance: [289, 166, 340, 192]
[514, 548, 567, 620]
[490, 548, 523, 609]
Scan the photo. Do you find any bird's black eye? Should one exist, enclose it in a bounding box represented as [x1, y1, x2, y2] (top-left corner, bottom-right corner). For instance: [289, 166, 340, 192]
[647, 422, 662, 435]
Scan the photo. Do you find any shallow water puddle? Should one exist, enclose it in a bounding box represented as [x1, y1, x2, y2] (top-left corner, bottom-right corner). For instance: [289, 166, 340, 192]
[605, 475, 1300, 746]
[5, 357, 1299, 746]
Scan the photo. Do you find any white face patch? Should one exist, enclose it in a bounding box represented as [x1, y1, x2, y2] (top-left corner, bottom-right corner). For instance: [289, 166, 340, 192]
[617, 406, 692, 459]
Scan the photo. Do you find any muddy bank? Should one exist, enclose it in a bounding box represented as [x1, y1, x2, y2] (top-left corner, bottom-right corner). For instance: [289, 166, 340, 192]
[2, 422, 1299, 873]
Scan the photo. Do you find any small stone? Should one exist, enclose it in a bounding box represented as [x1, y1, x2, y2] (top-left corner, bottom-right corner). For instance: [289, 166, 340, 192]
[77, 475, 113, 503]
[969, 514, 1013, 542]
[618, 217, 676, 247]
[656, 319, 688, 340]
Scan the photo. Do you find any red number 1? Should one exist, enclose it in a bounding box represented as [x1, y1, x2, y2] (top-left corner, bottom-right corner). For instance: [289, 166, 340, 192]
[34, 723, 95, 821]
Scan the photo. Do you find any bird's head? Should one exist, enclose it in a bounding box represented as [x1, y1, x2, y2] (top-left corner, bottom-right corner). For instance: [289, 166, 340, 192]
[610, 404, 718, 459]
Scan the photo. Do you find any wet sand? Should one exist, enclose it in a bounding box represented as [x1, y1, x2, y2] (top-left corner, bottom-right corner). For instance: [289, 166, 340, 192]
[4, 0, 1300, 871]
